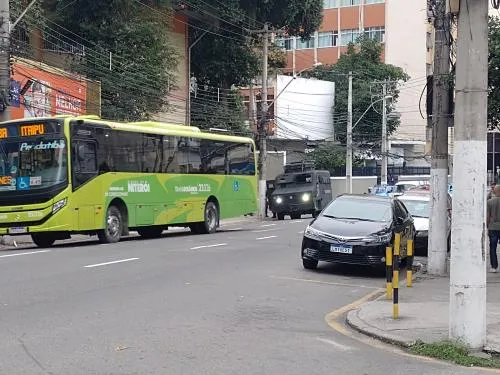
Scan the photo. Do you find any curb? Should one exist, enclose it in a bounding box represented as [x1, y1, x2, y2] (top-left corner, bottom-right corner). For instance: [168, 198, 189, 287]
[345, 307, 416, 348]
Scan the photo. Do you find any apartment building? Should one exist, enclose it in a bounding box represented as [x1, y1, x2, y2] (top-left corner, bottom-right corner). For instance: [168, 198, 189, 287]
[271, 0, 430, 168]
[276, 0, 386, 74]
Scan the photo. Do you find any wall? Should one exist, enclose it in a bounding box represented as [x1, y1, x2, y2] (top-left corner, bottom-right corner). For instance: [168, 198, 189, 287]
[385, 0, 427, 143]
[330, 176, 378, 196]
[275, 75, 335, 140]
[153, 14, 188, 125]
[10, 58, 88, 120]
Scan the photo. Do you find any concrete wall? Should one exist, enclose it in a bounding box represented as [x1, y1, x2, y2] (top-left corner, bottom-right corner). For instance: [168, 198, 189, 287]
[330, 176, 378, 197]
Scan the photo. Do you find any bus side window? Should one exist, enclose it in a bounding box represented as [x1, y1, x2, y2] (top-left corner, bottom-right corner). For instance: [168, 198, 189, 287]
[73, 141, 97, 188]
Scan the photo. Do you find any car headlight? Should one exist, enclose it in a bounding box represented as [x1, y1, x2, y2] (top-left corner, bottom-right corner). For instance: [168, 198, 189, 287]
[304, 225, 322, 240]
[416, 230, 428, 237]
[302, 193, 311, 202]
[364, 231, 392, 243]
[52, 198, 67, 214]
[377, 232, 392, 243]
[275, 196, 283, 204]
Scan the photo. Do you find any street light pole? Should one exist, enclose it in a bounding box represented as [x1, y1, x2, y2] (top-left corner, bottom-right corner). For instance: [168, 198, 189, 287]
[347, 94, 392, 193]
[381, 82, 388, 185]
[346, 72, 353, 193]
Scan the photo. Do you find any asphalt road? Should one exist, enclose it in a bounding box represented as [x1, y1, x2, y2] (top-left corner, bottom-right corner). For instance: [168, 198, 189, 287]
[0, 217, 488, 375]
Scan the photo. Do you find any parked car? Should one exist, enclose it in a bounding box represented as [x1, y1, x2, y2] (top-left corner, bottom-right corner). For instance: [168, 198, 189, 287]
[398, 190, 452, 254]
[369, 185, 397, 197]
[301, 194, 415, 269]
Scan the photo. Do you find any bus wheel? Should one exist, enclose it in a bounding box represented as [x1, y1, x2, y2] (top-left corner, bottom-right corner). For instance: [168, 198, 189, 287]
[31, 233, 55, 248]
[198, 201, 219, 234]
[98, 206, 123, 244]
[137, 227, 163, 239]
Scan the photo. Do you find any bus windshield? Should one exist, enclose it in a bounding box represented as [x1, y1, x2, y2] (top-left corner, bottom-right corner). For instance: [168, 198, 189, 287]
[0, 135, 67, 192]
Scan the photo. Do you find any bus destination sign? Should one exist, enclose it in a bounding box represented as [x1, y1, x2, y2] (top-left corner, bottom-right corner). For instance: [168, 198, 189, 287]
[0, 123, 55, 139]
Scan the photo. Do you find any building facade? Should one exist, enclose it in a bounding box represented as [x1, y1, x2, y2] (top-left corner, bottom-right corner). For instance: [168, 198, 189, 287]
[270, 0, 430, 171]
[276, 0, 386, 74]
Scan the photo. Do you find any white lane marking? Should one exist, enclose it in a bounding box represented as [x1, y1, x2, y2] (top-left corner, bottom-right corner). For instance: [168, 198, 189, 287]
[316, 337, 355, 352]
[270, 276, 380, 290]
[191, 243, 227, 250]
[298, 230, 304, 234]
[84, 258, 139, 268]
[0, 250, 51, 259]
[291, 220, 304, 223]
[252, 228, 276, 233]
[260, 224, 277, 227]
[256, 236, 277, 240]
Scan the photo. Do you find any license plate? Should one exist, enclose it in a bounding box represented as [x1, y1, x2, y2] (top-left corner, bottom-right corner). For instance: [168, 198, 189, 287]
[9, 227, 27, 234]
[330, 244, 352, 254]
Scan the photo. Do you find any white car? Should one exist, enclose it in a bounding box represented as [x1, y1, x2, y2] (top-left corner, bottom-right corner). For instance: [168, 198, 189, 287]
[398, 190, 452, 254]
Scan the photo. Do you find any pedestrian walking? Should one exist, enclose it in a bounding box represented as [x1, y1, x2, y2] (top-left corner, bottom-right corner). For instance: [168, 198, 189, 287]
[487, 184, 500, 273]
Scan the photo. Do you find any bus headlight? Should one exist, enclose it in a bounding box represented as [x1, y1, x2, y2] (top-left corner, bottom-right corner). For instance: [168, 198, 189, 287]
[275, 196, 283, 204]
[52, 198, 67, 214]
[302, 193, 311, 202]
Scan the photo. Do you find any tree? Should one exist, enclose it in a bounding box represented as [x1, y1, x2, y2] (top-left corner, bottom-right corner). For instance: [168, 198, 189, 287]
[307, 143, 364, 170]
[186, 0, 323, 131]
[52, 0, 178, 121]
[489, 16, 500, 129]
[306, 37, 409, 149]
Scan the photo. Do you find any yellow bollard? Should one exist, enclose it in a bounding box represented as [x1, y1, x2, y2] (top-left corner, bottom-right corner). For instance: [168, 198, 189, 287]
[407, 239, 414, 288]
[393, 233, 401, 319]
[386, 246, 393, 299]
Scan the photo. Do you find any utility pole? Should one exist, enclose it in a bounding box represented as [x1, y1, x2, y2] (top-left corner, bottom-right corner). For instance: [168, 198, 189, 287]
[381, 82, 388, 186]
[428, 0, 451, 276]
[0, 0, 10, 122]
[346, 72, 353, 194]
[449, 0, 488, 350]
[258, 23, 269, 219]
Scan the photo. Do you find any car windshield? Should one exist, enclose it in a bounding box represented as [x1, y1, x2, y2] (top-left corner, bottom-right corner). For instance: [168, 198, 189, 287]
[0, 137, 67, 192]
[399, 199, 429, 218]
[322, 197, 392, 222]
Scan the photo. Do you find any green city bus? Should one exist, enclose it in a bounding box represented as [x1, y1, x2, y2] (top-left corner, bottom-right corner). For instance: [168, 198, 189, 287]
[0, 115, 258, 247]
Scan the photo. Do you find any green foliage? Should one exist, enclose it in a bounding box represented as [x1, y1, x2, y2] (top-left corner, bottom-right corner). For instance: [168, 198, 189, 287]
[54, 0, 178, 121]
[307, 143, 363, 169]
[188, 0, 322, 131]
[10, 0, 46, 27]
[306, 37, 409, 146]
[489, 16, 500, 129]
[191, 91, 250, 135]
[410, 341, 500, 368]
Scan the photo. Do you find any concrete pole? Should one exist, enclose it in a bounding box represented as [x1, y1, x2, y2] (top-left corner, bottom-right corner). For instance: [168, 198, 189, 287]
[346, 72, 353, 194]
[381, 82, 388, 185]
[428, 0, 450, 276]
[449, 0, 488, 350]
[0, 0, 9, 122]
[258, 23, 269, 219]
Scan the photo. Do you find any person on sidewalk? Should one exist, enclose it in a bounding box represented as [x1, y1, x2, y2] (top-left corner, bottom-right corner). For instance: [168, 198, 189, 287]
[487, 184, 500, 273]
[488, 183, 497, 200]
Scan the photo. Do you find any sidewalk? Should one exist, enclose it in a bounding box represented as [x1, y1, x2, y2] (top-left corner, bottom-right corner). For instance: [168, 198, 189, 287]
[0, 215, 260, 249]
[346, 267, 500, 353]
